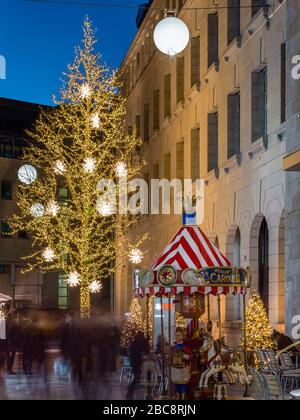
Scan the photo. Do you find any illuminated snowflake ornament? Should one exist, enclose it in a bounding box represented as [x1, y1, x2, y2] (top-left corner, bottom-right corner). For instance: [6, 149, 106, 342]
[91, 113, 100, 129]
[81, 84, 91, 99]
[116, 161, 127, 177]
[129, 248, 143, 265]
[83, 157, 96, 173]
[54, 160, 66, 175]
[30, 203, 45, 218]
[42, 247, 55, 262]
[47, 200, 60, 217]
[67, 271, 81, 287]
[89, 280, 102, 294]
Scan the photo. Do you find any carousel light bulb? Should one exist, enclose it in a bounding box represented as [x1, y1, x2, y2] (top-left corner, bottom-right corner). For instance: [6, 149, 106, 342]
[83, 157, 96, 173]
[81, 84, 91, 99]
[67, 271, 81, 287]
[91, 113, 100, 129]
[116, 161, 127, 177]
[54, 160, 66, 175]
[153, 17, 190, 56]
[18, 164, 37, 185]
[30, 203, 45, 218]
[47, 200, 60, 217]
[129, 248, 143, 265]
[89, 280, 102, 294]
[42, 247, 55, 262]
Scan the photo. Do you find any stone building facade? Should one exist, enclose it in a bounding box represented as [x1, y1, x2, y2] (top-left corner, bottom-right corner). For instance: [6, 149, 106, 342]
[117, 0, 292, 340]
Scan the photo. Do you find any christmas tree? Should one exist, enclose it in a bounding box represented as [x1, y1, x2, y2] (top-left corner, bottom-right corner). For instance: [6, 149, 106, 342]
[10, 18, 145, 318]
[121, 297, 145, 347]
[242, 290, 275, 363]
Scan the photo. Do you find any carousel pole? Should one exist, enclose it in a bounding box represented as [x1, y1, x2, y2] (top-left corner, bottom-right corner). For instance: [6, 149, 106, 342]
[243, 292, 250, 397]
[168, 294, 172, 399]
[217, 295, 222, 339]
[207, 294, 211, 322]
[146, 295, 150, 342]
[160, 295, 167, 397]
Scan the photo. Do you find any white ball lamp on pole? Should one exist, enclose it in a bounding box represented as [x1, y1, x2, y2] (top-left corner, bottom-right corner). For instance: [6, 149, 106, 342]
[153, 12, 190, 56]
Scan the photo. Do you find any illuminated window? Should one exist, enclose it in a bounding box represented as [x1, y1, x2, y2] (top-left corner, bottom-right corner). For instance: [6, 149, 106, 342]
[58, 273, 68, 310]
[1, 181, 12, 200]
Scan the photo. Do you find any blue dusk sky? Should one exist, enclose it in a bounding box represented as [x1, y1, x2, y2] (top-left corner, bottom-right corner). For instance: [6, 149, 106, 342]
[0, 0, 140, 105]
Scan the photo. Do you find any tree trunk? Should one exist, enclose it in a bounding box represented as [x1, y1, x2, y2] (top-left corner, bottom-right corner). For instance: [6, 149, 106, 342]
[80, 284, 91, 318]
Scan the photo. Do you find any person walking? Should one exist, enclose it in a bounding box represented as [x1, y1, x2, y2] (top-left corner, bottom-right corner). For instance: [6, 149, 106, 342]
[126, 331, 149, 400]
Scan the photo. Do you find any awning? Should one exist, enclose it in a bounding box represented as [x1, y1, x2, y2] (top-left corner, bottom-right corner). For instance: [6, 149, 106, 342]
[0, 293, 12, 303]
[135, 226, 250, 297]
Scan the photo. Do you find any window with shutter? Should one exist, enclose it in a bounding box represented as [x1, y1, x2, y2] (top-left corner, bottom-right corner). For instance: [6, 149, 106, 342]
[281, 43, 286, 124]
[191, 37, 200, 87]
[176, 56, 185, 103]
[135, 114, 141, 138]
[153, 89, 160, 130]
[164, 74, 171, 117]
[227, 0, 240, 45]
[207, 113, 218, 172]
[251, 68, 267, 143]
[227, 93, 240, 159]
[164, 153, 171, 181]
[191, 128, 200, 182]
[144, 103, 150, 141]
[208, 14, 219, 68]
[176, 142, 184, 182]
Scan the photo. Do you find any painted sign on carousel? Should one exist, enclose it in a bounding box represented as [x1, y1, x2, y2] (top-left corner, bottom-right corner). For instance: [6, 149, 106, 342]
[197, 267, 251, 288]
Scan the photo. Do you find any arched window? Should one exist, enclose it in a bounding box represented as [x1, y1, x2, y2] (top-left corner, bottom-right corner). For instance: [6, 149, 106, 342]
[259, 218, 269, 312]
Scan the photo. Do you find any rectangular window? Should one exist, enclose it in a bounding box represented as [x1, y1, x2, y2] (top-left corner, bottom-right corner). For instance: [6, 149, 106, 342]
[176, 142, 184, 182]
[153, 89, 160, 131]
[191, 37, 200, 87]
[208, 113, 218, 172]
[144, 103, 150, 141]
[164, 74, 171, 117]
[0, 138, 13, 158]
[153, 163, 160, 179]
[164, 153, 171, 181]
[1, 181, 12, 200]
[0, 220, 12, 238]
[251, 68, 267, 143]
[281, 43, 286, 124]
[191, 128, 200, 182]
[14, 145, 24, 159]
[227, 0, 240, 45]
[135, 114, 141, 138]
[58, 187, 69, 204]
[0, 265, 10, 275]
[176, 56, 185, 103]
[58, 273, 68, 310]
[208, 14, 219, 68]
[227, 93, 241, 159]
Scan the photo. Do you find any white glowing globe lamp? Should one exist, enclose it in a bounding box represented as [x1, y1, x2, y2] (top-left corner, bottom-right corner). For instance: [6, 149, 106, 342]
[154, 17, 190, 56]
[30, 203, 45, 218]
[18, 164, 37, 185]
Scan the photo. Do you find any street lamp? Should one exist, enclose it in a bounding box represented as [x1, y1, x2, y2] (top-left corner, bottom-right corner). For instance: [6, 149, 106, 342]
[153, 11, 190, 56]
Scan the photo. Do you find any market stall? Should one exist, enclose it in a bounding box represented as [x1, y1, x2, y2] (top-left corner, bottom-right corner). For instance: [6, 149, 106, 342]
[134, 225, 251, 399]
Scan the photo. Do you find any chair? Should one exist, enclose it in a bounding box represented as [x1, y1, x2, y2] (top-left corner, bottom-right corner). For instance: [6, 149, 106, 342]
[119, 356, 133, 385]
[248, 368, 266, 400]
[261, 370, 284, 400]
[279, 352, 300, 394]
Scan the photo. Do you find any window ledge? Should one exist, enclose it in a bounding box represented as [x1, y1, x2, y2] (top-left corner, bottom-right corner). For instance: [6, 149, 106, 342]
[187, 83, 200, 102]
[274, 122, 287, 142]
[161, 116, 171, 130]
[223, 37, 241, 63]
[248, 135, 268, 160]
[246, 8, 268, 39]
[174, 101, 185, 118]
[205, 167, 219, 185]
[151, 129, 160, 142]
[203, 62, 219, 86]
[222, 153, 242, 174]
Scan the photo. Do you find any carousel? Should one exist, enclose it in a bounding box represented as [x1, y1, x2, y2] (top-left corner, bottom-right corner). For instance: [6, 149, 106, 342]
[135, 225, 252, 400]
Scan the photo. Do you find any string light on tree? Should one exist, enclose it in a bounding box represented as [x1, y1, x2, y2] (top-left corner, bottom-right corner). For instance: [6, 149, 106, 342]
[54, 160, 66, 175]
[10, 18, 144, 318]
[42, 247, 55, 262]
[121, 297, 145, 347]
[83, 157, 96, 173]
[67, 271, 81, 287]
[241, 290, 275, 366]
[88, 280, 102, 294]
[129, 248, 143, 265]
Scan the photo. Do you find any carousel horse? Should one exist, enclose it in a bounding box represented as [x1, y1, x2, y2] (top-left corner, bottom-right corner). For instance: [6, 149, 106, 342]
[199, 336, 251, 389]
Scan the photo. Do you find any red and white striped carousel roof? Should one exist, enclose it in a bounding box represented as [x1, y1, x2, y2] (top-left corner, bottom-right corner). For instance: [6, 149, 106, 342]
[151, 225, 231, 271]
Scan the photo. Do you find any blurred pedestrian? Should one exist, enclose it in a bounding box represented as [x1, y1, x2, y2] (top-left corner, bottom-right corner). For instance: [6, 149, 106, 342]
[6, 312, 20, 374]
[126, 331, 149, 400]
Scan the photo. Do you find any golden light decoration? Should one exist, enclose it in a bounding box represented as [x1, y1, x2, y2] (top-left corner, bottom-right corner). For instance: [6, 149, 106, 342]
[121, 297, 145, 347]
[30, 203, 45, 218]
[83, 157, 96, 173]
[81, 83, 91, 99]
[88, 280, 102, 294]
[42, 247, 55, 262]
[129, 248, 143, 265]
[46, 200, 60, 217]
[91, 113, 100, 129]
[67, 271, 81, 287]
[54, 160, 66, 175]
[116, 161, 127, 177]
